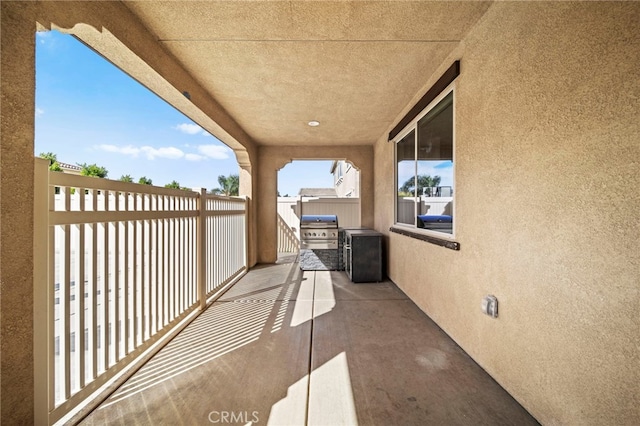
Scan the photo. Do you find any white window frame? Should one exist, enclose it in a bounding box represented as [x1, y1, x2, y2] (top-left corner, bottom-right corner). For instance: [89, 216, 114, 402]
[393, 84, 456, 239]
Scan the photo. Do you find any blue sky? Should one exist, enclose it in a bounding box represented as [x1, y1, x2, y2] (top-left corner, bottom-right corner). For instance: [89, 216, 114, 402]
[35, 30, 333, 195]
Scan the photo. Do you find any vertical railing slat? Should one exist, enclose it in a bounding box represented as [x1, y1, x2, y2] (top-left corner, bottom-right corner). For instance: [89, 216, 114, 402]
[156, 195, 162, 333]
[49, 223, 57, 409]
[178, 213, 183, 313]
[152, 195, 158, 336]
[174, 198, 178, 316]
[157, 197, 163, 332]
[63, 221, 71, 400]
[162, 214, 168, 328]
[91, 219, 98, 381]
[171, 196, 174, 320]
[141, 215, 146, 344]
[102, 207, 110, 371]
[114, 197, 121, 363]
[78, 219, 86, 389]
[141, 193, 147, 343]
[197, 189, 206, 310]
[132, 215, 138, 349]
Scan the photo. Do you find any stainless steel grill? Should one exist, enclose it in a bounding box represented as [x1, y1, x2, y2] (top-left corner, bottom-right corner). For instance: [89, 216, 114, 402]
[300, 215, 338, 249]
[299, 215, 339, 271]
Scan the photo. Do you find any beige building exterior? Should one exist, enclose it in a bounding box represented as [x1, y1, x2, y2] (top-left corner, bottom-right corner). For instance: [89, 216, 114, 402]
[1, 2, 638, 425]
[331, 160, 360, 198]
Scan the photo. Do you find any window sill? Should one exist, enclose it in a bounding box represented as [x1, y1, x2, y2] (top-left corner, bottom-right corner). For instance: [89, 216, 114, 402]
[389, 226, 460, 251]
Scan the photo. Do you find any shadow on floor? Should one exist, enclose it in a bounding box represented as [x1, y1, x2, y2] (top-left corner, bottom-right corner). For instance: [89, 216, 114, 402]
[80, 261, 539, 426]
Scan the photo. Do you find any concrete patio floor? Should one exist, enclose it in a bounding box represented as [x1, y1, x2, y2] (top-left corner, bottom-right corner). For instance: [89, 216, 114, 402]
[80, 257, 538, 425]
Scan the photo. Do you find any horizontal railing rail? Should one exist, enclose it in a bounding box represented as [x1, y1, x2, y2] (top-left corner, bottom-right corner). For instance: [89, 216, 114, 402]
[33, 159, 248, 425]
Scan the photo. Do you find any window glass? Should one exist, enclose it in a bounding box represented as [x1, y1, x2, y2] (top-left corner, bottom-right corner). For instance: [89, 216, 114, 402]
[396, 129, 416, 226]
[395, 91, 454, 235]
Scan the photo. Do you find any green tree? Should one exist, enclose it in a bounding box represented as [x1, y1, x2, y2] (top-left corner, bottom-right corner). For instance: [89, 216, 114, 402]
[211, 174, 239, 196]
[78, 163, 108, 178]
[40, 152, 62, 172]
[400, 174, 441, 195]
[164, 180, 181, 189]
[138, 176, 153, 185]
[165, 180, 192, 191]
[120, 174, 134, 182]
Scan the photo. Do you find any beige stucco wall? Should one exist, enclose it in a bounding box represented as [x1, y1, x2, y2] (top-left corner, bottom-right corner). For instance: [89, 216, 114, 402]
[258, 145, 373, 263]
[0, 4, 37, 423]
[375, 2, 640, 424]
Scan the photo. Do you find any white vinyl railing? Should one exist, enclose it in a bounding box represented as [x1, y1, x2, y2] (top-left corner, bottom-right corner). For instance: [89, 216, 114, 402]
[33, 158, 247, 424]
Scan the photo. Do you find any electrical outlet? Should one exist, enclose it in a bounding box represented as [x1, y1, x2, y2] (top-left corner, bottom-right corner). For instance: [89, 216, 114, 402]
[481, 295, 498, 318]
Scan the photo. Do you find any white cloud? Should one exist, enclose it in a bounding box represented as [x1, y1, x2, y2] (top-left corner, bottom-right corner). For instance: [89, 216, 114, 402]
[185, 153, 206, 161]
[197, 144, 230, 160]
[35, 107, 44, 117]
[140, 146, 184, 160]
[36, 31, 52, 45]
[95, 144, 184, 160]
[174, 123, 204, 135]
[96, 144, 141, 156]
[95, 143, 228, 162]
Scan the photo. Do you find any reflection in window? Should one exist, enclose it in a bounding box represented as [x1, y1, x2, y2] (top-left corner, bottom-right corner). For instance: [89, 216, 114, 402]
[396, 130, 416, 226]
[395, 91, 454, 235]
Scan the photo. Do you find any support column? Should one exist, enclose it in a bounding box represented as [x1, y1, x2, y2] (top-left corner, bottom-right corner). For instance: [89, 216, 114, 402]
[239, 163, 257, 267]
[0, 3, 36, 423]
[256, 150, 279, 263]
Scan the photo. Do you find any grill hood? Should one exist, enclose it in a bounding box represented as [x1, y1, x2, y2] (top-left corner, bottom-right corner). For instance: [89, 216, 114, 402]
[300, 215, 338, 228]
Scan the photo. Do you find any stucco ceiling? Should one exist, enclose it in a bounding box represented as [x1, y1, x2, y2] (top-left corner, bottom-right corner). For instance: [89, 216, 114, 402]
[124, 1, 492, 146]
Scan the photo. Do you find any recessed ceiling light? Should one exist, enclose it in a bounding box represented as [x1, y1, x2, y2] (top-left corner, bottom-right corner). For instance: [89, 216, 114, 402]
[308, 120, 320, 127]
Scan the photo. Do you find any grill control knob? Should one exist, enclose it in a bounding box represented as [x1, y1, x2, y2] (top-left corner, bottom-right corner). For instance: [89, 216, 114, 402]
[322, 232, 326, 237]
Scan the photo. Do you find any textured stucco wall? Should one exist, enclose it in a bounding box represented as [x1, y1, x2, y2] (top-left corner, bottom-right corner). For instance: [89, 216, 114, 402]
[0, 3, 36, 423]
[375, 2, 640, 424]
[258, 145, 373, 263]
